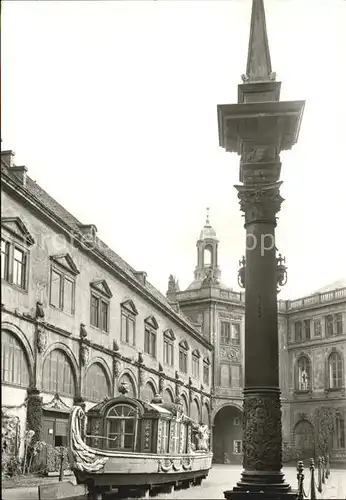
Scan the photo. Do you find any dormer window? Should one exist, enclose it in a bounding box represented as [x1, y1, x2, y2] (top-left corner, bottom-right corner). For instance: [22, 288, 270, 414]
[50, 254, 79, 315]
[192, 349, 201, 379]
[90, 280, 112, 333]
[144, 316, 159, 358]
[121, 299, 138, 346]
[1, 217, 34, 291]
[163, 329, 175, 366]
[179, 340, 189, 373]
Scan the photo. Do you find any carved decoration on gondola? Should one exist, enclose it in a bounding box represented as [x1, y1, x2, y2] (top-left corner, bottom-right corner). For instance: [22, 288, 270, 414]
[69, 406, 108, 473]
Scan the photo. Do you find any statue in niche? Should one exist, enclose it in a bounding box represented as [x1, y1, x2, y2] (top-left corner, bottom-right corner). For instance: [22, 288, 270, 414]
[300, 369, 309, 391]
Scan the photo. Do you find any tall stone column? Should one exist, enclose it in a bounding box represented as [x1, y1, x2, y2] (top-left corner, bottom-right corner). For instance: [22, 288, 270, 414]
[217, 1, 305, 498]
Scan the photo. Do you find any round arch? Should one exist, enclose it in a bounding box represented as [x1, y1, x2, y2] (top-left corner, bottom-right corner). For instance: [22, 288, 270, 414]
[293, 419, 315, 459]
[190, 397, 201, 422]
[85, 357, 112, 390]
[84, 359, 112, 402]
[42, 342, 79, 384]
[202, 401, 211, 425]
[142, 379, 157, 403]
[294, 353, 312, 391]
[326, 349, 344, 389]
[212, 401, 243, 423]
[42, 346, 78, 397]
[118, 369, 137, 398]
[180, 392, 189, 414]
[1, 322, 34, 385]
[163, 386, 174, 404]
[212, 404, 243, 464]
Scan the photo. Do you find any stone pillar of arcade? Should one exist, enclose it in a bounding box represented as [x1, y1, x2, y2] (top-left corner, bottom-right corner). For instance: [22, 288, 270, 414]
[217, 1, 305, 499]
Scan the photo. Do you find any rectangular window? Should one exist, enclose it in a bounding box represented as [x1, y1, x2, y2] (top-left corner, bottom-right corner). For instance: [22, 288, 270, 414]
[220, 322, 231, 344]
[50, 270, 62, 308]
[294, 321, 302, 342]
[233, 440, 243, 454]
[170, 422, 180, 453]
[91, 295, 99, 327]
[164, 339, 174, 366]
[325, 315, 333, 337]
[303, 319, 311, 340]
[90, 293, 109, 332]
[336, 313, 343, 336]
[50, 269, 75, 314]
[120, 315, 135, 344]
[144, 328, 156, 357]
[192, 356, 199, 379]
[334, 417, 345, 449]
[63, 277, 74, 314]
[231, 323, 240, 345]
[203, 363, 209, 385]
[101, 300, 108, 332]
[1, 239, 10, 281]
[314, 319, 322, 337]
[12, 247, 26, 288]
[179, 350, 187, 373]
[231, 365, 241, 388]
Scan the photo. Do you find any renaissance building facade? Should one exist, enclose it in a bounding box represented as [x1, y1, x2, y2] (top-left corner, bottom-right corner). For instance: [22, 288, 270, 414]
[166, 214, 346, 464]
[1, 149, 345, 466]
[1, 150, 213, 462]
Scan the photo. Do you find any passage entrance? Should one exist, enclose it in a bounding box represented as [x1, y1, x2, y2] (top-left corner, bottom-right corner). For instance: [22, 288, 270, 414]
[213, 405, 243, 464]
[293, 419, 315, 459]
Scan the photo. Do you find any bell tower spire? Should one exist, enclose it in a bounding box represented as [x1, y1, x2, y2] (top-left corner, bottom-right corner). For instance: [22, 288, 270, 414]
[245, 0, 273, 83]
[194, 208, 221, 286]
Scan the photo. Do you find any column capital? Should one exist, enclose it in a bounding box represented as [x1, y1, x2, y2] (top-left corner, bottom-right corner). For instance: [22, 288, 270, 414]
[235, 181, 284, 224]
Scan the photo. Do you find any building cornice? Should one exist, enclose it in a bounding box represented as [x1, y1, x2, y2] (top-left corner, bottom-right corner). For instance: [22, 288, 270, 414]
[1, 173, 212, 351]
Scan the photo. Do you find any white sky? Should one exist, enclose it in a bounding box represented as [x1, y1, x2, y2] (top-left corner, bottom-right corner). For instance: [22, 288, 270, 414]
[2, 0, 346, 300]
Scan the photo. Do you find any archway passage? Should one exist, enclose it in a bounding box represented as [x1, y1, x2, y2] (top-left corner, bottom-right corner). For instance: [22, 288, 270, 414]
[293, 419, 315, 459]
[213, 405, 242, 464]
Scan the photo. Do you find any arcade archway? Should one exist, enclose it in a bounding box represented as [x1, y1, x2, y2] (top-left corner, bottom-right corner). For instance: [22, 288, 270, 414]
[293, 419, 315, 460]
[213, 405, 243, 464]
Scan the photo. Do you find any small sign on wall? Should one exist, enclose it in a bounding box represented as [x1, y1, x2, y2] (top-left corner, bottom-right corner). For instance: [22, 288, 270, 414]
[48, 429, 53, 435]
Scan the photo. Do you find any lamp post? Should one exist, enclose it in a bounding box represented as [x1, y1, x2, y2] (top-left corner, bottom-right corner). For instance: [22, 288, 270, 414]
[217, 1, 304, 498]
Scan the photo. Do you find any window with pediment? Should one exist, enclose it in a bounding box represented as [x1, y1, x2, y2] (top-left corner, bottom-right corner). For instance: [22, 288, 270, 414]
[49, 254, 79, 315]
[296, 355, 311, 392]
[144, 316, 158, 358]
[328, 351, 343, 390]
[203, 357, 210, 385]
[163, 329, 175, 366]
[90, 280, 112, 333]
[179, 340, 189, 373]
[1, 217, 34, 290]
[192, 349, 200, 379]
[120, 299, 138, 346]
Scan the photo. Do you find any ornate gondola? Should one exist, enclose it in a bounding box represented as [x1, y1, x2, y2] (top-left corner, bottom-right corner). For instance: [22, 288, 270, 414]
[68, 385, 212, 499]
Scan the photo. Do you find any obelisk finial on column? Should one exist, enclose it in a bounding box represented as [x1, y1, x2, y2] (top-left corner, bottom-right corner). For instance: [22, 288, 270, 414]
[242, 0, 276, 83]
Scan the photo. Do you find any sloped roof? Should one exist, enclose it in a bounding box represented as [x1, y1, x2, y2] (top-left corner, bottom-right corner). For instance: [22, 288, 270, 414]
[1, 160, 206, 343]
[312, 279, 346, 294]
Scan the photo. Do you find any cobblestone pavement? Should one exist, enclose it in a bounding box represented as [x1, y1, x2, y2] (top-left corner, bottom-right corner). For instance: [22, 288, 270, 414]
[154, 464, 346, 500]
[2, 464, 345, 500]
